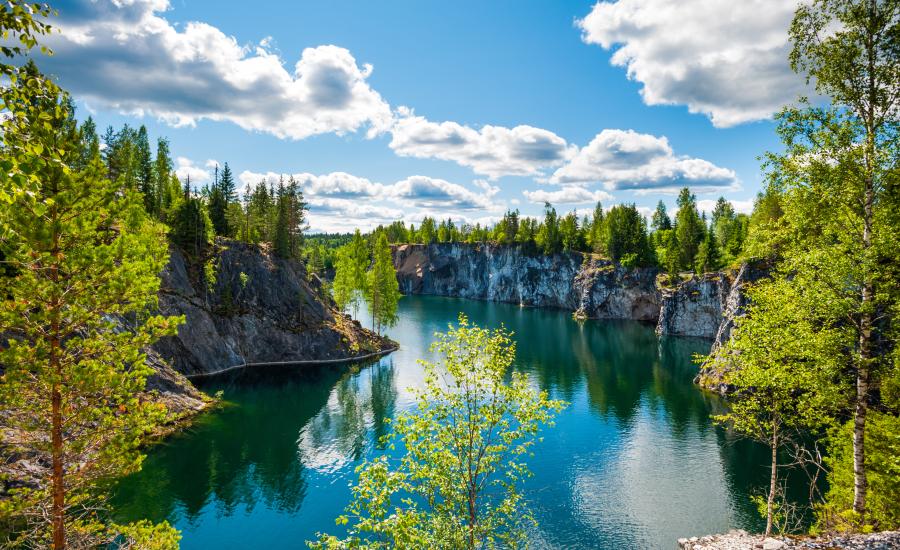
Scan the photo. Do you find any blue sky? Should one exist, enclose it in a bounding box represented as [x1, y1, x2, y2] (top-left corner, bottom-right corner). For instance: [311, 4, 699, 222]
[41, 0, 809, 232]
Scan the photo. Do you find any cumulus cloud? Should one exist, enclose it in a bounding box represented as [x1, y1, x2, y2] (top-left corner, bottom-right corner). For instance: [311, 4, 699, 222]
[388, 176, 496, 210]
[523, 187, 613, 205]
[235, 168, 503, 231]
[389, 109, 576, 179]
[550, 129, 738, 192]
[175, 156, 215, 184]
[43, 0, 392, 139]
[577, 0, 813, 127]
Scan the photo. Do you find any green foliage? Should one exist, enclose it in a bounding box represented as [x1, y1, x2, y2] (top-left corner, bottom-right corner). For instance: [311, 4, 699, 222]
[366, 233, 400, 335]
[694, 231, 721, 273]
[312, 315, 565, 549]
[170, 196, 213, 257]
[708, 278, 845, 535]
[535, 202, 562, 254]
[819, 413, 900, 532]
[673, 187, 705, 271]
[651, 200, 672, 232]
[602, 204, 655, 267]
[0, 78, 181, 547]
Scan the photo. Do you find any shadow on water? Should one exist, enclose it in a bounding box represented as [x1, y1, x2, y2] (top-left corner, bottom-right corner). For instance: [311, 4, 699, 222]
[112, 295, 791, 549]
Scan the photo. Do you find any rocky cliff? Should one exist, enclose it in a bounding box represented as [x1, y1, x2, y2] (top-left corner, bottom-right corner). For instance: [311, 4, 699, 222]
[391, 242, 761, 353]
[393, 243, 661, 321]
[153, 239, 393, 377]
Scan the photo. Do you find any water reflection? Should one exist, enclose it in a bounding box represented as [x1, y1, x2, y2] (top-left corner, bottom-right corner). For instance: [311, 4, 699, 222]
[112, 296, 773, 549]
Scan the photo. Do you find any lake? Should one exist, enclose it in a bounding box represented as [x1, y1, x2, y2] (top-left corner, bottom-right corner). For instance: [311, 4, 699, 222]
[112, 295, 770, 549]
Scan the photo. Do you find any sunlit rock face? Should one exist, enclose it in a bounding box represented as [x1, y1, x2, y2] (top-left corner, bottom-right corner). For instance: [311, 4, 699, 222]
[392, 243, 661, 319]
[391, 243, 768, 359]
[153, 239, 392, 376]
[655, 274, 729, 339]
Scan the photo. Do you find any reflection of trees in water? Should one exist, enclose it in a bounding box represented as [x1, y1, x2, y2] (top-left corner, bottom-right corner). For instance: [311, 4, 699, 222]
[112, 360, 397, 526]
[298, 360, 397, 469]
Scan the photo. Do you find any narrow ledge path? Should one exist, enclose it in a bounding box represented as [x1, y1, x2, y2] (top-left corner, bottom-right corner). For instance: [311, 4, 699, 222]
[184, 345, 400, 379]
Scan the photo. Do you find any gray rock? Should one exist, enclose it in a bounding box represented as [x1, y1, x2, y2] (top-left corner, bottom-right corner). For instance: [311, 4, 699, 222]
[154, 239, 392, 376]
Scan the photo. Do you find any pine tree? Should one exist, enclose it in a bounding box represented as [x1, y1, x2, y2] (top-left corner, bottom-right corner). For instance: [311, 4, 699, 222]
[0, 78, 181, 547]
[366, 233, 400, 335]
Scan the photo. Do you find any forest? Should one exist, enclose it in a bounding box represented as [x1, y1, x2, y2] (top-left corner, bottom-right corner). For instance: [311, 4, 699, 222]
[0, 0, 898, 549]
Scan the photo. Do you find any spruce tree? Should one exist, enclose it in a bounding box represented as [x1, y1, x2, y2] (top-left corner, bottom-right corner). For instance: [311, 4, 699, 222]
[673, 187, 705, 271]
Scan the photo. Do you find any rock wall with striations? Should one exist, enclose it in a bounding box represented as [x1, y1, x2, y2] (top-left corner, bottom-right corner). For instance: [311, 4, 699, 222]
[391, 243, 765, 348]
[392, 243, 661, 320]
[153, 239, 393, 376]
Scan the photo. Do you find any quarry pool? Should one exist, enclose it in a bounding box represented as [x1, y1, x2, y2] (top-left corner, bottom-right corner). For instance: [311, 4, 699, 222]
[112, 295, 771, 549]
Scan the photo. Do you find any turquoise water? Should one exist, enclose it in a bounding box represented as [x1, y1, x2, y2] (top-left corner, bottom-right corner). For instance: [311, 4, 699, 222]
[113, 295, 770, 549]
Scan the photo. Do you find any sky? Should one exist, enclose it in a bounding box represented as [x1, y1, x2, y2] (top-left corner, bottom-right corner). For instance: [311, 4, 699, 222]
[37, 0, 812, 233]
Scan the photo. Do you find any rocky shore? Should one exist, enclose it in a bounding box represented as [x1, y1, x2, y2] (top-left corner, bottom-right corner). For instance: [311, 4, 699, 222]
[678, 529, 900, 549]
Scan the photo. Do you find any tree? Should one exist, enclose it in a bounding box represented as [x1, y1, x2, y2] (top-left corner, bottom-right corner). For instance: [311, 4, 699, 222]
[366, 233, 401, 335]
[313, 315, 565, 549]
[535, 202, 561, 254]
[560, 211, 583, 252]
[674, 187, 705, 271]
[779, 0, 900, 525]
[419, 217, 437, 244]
[346, 229, 371, 319]
[219, 162, 237, 204]
[272, 177, 291, 258]
[603, 204, 655, 267]
[170, 196, 213, 257]
[496, 210, 519, 245]
[651, 200, 672, 232]
[135, 125, 154, 214]
[331, 245, 356, 313]
[707, 279, 843, 537]
[0, 79, 181, 547]
[694, 230, 721, 273]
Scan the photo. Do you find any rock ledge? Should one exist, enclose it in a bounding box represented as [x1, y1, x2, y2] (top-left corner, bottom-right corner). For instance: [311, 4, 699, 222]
[678, 530, 900, 550]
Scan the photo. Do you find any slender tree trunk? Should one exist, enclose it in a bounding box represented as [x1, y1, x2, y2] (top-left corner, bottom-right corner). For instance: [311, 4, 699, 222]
[854, 303, 871, 522]
[50, 229, 66, 549]
[852, 0, 878, 523]
[766, 423, 778, 538]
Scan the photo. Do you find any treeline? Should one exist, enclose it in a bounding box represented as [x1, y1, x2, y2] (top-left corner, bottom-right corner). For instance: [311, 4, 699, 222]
[97, 123, 309, 260]
[370, 188, 750, 272]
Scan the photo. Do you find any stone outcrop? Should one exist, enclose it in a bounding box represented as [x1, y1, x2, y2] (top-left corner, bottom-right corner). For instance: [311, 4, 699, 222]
[392, 243, 659, 320]
[153, 239, 393, 376]
[655, 273, 729, 338]
[677, 529, 900, 549]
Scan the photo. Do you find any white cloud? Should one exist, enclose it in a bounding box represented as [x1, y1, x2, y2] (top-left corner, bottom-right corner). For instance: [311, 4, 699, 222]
[236, 168, 504, 231]
[44, 0, 392, 139]
[389, 109, 576, 179]
[697, 198, 754, 215]
[523, 187, 613, 205]
[175, 156, 214, 185]
[388, 175, 497, 210]
[577, 0, 813, 127]
[550, 129, 738, 192]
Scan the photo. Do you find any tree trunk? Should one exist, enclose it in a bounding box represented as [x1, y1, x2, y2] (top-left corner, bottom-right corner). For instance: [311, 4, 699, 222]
[853, 311, 870, 522]
[766, 424, 778, 538]
[51, 380, 65, 550]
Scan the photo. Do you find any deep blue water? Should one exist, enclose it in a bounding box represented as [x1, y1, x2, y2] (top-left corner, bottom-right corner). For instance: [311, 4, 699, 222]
[113, 295, 769, 549]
